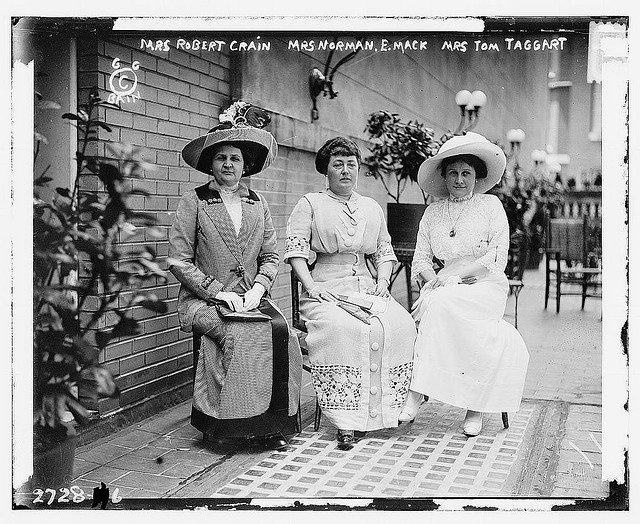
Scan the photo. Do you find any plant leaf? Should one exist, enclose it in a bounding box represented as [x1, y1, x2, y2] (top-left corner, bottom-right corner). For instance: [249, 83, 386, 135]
[111, 316, 141, 339]
[95, 329, 112, 350]
[131, 293, 167, 313]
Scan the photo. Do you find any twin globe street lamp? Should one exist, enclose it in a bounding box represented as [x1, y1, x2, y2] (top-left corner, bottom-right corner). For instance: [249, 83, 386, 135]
[453, 89, 488, 134]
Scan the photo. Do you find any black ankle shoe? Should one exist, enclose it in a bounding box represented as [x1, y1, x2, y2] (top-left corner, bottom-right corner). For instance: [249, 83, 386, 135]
[337, 430, 356, 451]
[263, 434, 290, 451]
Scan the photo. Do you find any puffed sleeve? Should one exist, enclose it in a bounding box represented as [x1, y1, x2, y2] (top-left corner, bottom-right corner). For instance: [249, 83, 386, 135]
[254, 196, 279, 291]
[372, 203, 397, 267]
[168, 192, 224, 300]
[283, 196, 312, 262]
[476, 195, 509, 274]
[411, 211, 437, 284]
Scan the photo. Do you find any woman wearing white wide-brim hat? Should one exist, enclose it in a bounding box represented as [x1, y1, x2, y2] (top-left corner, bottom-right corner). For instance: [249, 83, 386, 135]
[399, 132, 529, 437]
[169, 101, 302, 451]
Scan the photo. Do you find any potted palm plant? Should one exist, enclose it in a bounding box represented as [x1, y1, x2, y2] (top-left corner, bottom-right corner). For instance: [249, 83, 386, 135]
[490, 155, 564, 270]
[31, 89, 167, 489]
[363, 110, 442, 248]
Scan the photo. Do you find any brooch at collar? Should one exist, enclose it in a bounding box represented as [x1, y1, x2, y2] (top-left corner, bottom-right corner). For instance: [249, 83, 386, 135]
[206, 197, 223, 204]
[241, 197, 255, 205]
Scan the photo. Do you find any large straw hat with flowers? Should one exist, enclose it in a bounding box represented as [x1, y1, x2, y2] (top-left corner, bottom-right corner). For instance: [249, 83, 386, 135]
[181, 101, 278, 176]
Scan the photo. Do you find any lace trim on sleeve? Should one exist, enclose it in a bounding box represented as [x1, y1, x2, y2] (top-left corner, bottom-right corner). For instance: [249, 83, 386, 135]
[284, 235, 310, 260]
[373, 239, 397, 266]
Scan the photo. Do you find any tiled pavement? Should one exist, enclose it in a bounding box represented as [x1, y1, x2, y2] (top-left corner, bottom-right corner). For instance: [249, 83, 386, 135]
[203, 402, 534, 498]
[15, 263, 615, 506]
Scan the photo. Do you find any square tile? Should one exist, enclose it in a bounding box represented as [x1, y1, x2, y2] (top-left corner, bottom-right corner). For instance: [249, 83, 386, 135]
[354, 484, 375, 492]
[217, 487, 242, 496]
[270, 473, 292, 481]
[298, 476, 319, 484]
[389, 478, 411, 487]
[230, 478, 253, 486]
[362, 475, 384, 483]
[314, 490, 339, 497]
[257, 482, 280, 490]
[286, 486, 308, 494]
[453, 476, 474, 486]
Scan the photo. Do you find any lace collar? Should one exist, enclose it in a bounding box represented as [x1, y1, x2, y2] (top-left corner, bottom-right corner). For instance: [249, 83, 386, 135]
[448, 192, 474, 203]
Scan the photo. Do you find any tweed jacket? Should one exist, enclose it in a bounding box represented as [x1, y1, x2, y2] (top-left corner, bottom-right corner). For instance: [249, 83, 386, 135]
[169, 181, 279, 332]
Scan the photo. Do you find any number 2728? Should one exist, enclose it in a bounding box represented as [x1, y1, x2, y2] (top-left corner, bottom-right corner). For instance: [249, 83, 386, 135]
[32, 486, 86, 505]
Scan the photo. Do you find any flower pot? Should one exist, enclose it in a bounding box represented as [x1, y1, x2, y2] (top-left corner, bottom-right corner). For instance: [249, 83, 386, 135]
[31, 423, 78, 490]
[387, 203, 427, 248]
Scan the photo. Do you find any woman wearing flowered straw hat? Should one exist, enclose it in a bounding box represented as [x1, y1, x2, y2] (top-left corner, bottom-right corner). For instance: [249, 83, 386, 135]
[400, 132, 529, 437]
[169, 101, 302, 450]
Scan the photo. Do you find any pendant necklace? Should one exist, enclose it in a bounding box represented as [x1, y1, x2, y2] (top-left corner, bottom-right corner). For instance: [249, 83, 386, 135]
[447, 194, 473, 237]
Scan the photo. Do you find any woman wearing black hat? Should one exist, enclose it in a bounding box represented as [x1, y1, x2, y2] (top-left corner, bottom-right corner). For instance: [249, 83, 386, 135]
[169, 101, 302, 450]
[285, 137, 416, 451]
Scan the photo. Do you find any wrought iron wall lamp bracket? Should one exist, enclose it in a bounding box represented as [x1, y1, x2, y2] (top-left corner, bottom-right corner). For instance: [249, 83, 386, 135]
[309, 37, 364, 121]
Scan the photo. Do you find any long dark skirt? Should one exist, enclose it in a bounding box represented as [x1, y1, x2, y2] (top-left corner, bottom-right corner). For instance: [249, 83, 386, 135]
[190, 298, 302, 438]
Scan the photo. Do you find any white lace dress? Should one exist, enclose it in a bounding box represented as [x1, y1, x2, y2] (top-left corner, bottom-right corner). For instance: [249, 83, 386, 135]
[410, 193, 529, 412]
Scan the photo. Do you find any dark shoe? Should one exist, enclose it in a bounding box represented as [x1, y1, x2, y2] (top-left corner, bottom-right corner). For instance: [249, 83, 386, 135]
[337, 430, 356, 451]
[263, 434, 290, 451]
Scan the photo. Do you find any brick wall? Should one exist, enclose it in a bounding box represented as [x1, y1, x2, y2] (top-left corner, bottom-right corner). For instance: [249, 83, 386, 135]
[77, 34, 231, 414]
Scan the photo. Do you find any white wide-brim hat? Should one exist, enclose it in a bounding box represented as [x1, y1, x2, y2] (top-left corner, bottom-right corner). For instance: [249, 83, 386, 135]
[417, 132, 506, 198]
